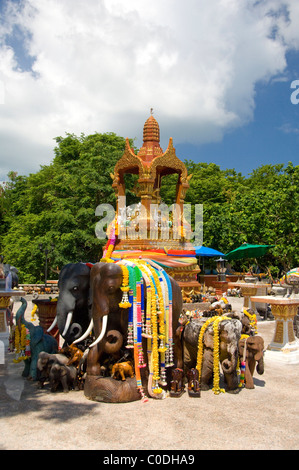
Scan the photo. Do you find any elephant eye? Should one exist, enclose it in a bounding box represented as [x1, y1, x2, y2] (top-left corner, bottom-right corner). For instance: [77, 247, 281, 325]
[72, 286, 79, 292]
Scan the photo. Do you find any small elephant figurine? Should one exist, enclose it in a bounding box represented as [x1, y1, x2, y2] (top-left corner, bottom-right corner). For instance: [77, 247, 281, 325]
[49, 363, 79, 393]
[111, 361, 135, 381]
[36, 351, 69, 388]
[187, 368, 201, 397]
[60, 343, 84, 367]
[239, 335, 264, 389]
[170, 368, 185, 397]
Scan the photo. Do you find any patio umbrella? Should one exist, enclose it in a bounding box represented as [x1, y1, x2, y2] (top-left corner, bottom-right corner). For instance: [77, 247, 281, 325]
[225, 243, 274, 261]
[193, 246, 225, 257]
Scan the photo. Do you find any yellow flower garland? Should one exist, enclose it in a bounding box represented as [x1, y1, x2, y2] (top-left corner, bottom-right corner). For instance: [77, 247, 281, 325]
[13, 324, 31, 363]
[196, 315, 230, 395]
[119, 264, 132, 309]
[212, 316, 230, 394]
[31, 304, 38, 322]
[243, 308, 258, 334]
[133, 259, 164, 394]
[140, 262, 166, 351]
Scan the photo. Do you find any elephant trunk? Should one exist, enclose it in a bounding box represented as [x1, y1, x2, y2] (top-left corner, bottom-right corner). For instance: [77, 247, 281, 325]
[221, 352, 237, 375]
[104, 330, 123, 354]
[16, 298, 28, 330]
[256, 356, 264, 375]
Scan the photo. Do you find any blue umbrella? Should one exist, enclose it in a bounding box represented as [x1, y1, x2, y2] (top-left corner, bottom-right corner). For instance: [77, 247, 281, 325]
[193, 246, 225, 257]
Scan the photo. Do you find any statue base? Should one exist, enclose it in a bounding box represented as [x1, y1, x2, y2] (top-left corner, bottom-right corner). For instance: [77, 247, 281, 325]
[84, 375, 141, 403]
[264, 341, 299, 365]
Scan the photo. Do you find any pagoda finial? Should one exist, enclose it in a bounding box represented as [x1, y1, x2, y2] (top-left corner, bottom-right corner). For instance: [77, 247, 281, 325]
[150, 107, 154, 115]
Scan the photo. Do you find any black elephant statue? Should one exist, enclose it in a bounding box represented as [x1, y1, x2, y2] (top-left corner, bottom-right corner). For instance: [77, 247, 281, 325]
[15, 298, 58, 380]
[48, 262, 92, 345]
[80, 260, 184, 402]
[180, 316, 242, 393]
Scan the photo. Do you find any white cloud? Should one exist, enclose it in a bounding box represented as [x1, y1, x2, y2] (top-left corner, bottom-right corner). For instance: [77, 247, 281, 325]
[0, 0, 299, 179]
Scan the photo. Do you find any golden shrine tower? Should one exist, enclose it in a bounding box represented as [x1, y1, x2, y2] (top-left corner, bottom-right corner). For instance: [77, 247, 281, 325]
[107, 112, 201, 297]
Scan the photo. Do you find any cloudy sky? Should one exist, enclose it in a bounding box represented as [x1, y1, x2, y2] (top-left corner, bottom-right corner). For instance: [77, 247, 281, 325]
[1, 0, 299, 181]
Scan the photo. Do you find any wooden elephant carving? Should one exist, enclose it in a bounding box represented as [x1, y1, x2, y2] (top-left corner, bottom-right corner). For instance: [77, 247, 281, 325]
[187, 368, 201, 397]
[170, 368, 185, 397]
[239, 335, 264, 389]
[111, 361, 135, 381]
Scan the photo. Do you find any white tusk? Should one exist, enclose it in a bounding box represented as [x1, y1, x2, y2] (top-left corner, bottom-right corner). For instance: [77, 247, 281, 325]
[89, 315, 108, 348]
[73, 318, 94, 344]
[47, 316, 57, 332]
[62, 312, 73, 337]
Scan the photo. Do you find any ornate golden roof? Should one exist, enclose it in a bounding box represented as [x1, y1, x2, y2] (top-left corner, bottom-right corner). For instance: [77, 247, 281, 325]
[111, 113, 191, 207]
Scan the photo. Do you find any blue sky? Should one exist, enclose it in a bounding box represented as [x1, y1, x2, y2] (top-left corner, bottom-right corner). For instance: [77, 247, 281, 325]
[1, 0, 299, 180]
[176, 56, 299, 175]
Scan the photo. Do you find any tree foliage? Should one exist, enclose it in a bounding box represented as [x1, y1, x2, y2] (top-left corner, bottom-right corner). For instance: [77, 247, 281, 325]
[0, 133, 136, 282]
[0, 131, 298, 282]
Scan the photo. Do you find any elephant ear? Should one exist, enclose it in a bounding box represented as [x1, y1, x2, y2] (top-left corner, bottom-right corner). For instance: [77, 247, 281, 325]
[30, 326, 44, 347]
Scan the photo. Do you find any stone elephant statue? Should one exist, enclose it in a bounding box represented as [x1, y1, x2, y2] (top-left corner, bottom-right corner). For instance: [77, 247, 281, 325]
[82, 261, 183, 402]
[36, 351, 69, 388]
[0, 257, 19, 289]
[49, 363, 79, 393]
[180, 316, 242, 393]
[15, 298, 58, 380]
[238, 335, 264, 389]
[48, 262, 92, 345]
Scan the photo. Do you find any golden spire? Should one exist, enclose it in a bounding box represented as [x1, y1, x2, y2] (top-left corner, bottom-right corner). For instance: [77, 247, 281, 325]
[138, 111, 163, 162]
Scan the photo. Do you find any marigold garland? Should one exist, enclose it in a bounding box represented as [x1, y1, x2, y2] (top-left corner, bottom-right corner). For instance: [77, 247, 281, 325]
[13, 324, 31, 363]
[101, 257, 172, 399]
[119, 258, 171, 396]
[196, 315, 230, 395]
[212, 316, 230, 394]
[243, 308, 258, 334]
[31, 304, 38, 322]
[119, 264, 132, 309]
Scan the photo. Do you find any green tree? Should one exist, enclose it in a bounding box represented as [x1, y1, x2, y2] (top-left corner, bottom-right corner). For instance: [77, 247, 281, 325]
[1, 132, 136, 282]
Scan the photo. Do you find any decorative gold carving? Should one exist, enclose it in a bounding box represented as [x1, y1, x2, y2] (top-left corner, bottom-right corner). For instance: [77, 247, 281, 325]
[273, 320, 284, 344]
[0, 296, 11, 308]
[113, 139, 143, 183]
[0, 311, 6, 332]
[288, 321, 296, 343]
[271, 304, 298, 319]
[149, 138, 188, 181]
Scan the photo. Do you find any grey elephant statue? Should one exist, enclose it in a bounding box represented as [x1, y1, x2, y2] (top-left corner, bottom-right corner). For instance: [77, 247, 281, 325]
[69, 260, 184, 402]
[180, 316, 242, 393]
[0, 258, 19, 290]
[15, 298, 58, 380]
[49, 363, 79, 393]
[48, 262, 92, 345]
[238, 335, 264, 389]
[36, 351, 69, 388]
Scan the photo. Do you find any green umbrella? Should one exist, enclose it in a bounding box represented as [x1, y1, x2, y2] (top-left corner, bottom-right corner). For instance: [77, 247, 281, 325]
[225, 243, 275, 261]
